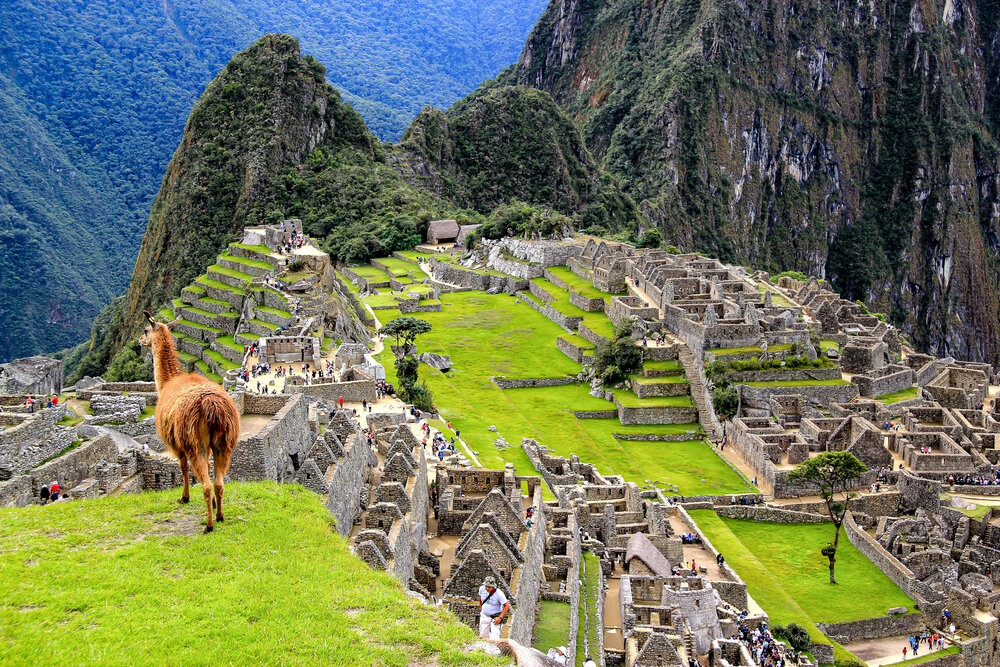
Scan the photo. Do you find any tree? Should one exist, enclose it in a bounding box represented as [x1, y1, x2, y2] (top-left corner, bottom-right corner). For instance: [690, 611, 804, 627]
[637, 227, 662, 248]
[787, 451, 869, 583]
[592, 319, 643, 385]
[378, 317, 432, 353]
[711, 386, 739, 419]
[377, 318, 434, 410]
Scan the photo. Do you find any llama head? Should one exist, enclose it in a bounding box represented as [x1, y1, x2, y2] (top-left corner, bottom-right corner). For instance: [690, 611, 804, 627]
[139, 311, 176, 347]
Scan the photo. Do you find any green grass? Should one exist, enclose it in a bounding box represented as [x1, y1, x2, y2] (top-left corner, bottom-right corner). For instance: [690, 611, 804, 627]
[195, 275, 244, 295]
[819, 339, 840, 352]
[181, 306, 219, 318]
[876, 387, 920, 403]
[757, 285, 795, 308]
[532, 600, 570, 655]
[249, 318, 275, 331]
[348, 265, 392, 280]
[576, 553, 601, 667]
[0, 483, 501, 665]
[208, 263, 254, 283]
[220, 252, 274, 270]
[690, 510, 914, 664]
[139, 405, 157, 420]
[367, 293, 402, 308]
[230, 243, 274, 255]
[216, 335, 245, 352]
[642, 359, 684, 372]
[256, 305, 292, 319]
[956, 503, 994, 520]
[631, 374, 688, 385]
[612, 389, 694, 407]
[708, 344, 792, 355]
[176, 319, 224, 335]
[205, 349, 241, 371]
[378, 256, 430, 280]
[177, 351, 199, 364]
[283, 270, 316, 282]
[881, 647, 960, 667]
[56, 412, 84, 428]
[197, 296, 231, 308]
[546, 265, 622, 300]
[741, 379, 852, 387]
[194, 361, 223, 384]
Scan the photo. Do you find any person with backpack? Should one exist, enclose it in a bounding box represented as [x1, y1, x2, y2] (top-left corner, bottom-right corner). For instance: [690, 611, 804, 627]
[477, 576, 509, 640]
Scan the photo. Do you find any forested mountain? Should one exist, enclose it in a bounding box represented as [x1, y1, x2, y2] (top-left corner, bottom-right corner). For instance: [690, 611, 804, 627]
[0, 0, 545, 362]
[501, 0, 1000, 364]
[68, 35, 635, 380]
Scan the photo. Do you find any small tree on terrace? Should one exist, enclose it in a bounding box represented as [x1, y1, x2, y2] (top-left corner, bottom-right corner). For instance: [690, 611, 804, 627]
[592, 318, 644, 385]
[378, 317, 432, 356]
[787, 451, 868, 584]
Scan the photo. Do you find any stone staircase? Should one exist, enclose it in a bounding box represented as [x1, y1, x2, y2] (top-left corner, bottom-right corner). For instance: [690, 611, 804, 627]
[677, 343, 719, 439]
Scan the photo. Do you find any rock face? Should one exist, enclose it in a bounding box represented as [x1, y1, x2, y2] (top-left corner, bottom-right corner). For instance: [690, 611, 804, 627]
[416, 353, 452, 371]
[507, 0, 1000, 363]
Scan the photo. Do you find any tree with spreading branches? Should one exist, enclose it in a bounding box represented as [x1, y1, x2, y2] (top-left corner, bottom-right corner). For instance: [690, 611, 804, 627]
[787, 451, 868, 584]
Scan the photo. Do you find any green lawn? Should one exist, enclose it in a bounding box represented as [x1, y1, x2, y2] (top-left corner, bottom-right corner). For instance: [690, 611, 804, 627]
[546, 265, 622, 300]
[577, 552, 601, 666]
[612, 389, 694, 407]
[690, 510, 915, 663]
[642, 359, 684, 372]
[0, 483, 500, 666]
[208, 264, 254, 283]
[220, 252, 273, 271]
[230, 242, 274, 255]
[532, 600, 570, 656]
[348, 265, 391, 280]
[877, 387, 920, 404]
[882, 647, 960, 667]
[820, 339, 840, 352]
[757, 285, 795, 308]
[378, 256, 430, 280]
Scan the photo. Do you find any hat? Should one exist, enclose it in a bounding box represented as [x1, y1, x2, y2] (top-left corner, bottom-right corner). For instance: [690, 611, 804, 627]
[483, 576, 497, 588]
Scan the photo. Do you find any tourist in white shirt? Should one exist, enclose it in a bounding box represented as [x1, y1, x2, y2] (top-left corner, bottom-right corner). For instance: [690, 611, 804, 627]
[477, 576, 510, 640]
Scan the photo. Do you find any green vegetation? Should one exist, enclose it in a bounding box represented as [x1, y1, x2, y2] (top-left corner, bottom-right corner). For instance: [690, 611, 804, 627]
[220, 252, 274, 271]
[577, 553, 601, 666]
[195, 276, 243, 295]
[0, 483, 501, 665]
[40, 439, 84, 465]
[195, 361, 223, 385]
[255, 306, 292, 319]
[546, 265, 621, 300]
[819, 340, 840, 352]
[882, 647, 960, 667]
[208, 264, 254, 284]
[877, 387, 920, 404]
[204, 349, 241, 372]
[593, 319, 643, 384]
[215, 336, 244, 352]
[611, 390, 693, 408]
[532, 600, 570, 656]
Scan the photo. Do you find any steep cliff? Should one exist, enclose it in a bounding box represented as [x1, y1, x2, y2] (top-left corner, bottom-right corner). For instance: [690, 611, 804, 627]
[507, 0, 1000, 363]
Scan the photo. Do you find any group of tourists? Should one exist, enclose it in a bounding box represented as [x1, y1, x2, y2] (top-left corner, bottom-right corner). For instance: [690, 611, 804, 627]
[38, 481, 61, 504]
[902, 631, 947, 659]
[421, 422, 456, 462]
[735, 621, 788, 667]
[376, 380, 395, 400]
[679, 532, 702, 544]
[948, 473, 1000, 486]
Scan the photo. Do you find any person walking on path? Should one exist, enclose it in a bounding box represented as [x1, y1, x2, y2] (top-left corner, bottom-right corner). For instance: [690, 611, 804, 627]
[477, 576, 509, 640]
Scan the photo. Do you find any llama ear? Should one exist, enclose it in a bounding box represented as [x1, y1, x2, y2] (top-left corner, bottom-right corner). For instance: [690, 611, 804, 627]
[165, 319, 178, 331]
[142, 310, 155, 326]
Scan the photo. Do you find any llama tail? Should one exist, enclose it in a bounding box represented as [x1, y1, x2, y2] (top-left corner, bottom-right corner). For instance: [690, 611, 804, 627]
[200, 390, 240, 456]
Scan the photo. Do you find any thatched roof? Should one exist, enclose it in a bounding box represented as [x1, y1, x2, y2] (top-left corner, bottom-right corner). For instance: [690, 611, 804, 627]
[427, 219, 460, 240]
[625, 533, 672, 577]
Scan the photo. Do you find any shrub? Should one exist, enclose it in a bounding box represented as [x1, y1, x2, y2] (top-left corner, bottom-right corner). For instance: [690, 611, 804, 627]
[288, 258, 307, 272]
[637, 227, 662, 248]
[712, 386, 739, 418]
[666, 245, 682, 254]
[774, 270, 808, 282]
[779, 623, 811, 652]
[592, 319, 643, 385]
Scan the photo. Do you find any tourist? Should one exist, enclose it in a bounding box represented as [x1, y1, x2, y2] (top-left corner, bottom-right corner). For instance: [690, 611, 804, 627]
[902, 646, 907, 660]
[46, 397, 52, 408]
[25, 397, 34, 413]
[49, 481, 61, 502]
[39, 485, 49, 505]
[477, 575, 509, 640]
[339, 397, 344, 409]
[717, 553, 725, 567]
[546, 647, 568, 665]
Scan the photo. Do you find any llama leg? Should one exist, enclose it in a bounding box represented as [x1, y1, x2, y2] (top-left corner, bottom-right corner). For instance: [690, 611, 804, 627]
[212, 448, 232, 523]
[179, 457, 190, 504]
[191, 455, 214, 533]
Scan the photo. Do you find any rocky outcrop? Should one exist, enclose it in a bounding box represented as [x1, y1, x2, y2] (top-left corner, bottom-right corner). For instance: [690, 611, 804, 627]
[508, 0, 1000, 364]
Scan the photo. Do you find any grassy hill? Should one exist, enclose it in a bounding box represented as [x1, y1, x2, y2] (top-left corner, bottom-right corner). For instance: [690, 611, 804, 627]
[0, 483, 501, 665]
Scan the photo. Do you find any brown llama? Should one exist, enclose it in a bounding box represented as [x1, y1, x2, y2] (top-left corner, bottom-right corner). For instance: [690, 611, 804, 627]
[139, 311, 241, 532]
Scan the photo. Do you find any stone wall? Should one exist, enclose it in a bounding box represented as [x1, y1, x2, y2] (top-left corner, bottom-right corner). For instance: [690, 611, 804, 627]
[721, 368, 842, 383]
[518, 292, 583, 331]
[844, 511, 921, 599]
[286, 379, 376, 403]
[0, 474, 33, 507]
[29, 433, 118, 499]
[509, 486, 547, 645]
[615, 402, 699, 425]
[817, 613, 924, 643]
[326, 432, 375, 536]
[851, 366, 915, 398]
[492, 377, 579, 390]
[737, 383, 860, 409]
[557, 335, 592, 363]
[714, 505, 830, 523]
[230, 393, 312, 482]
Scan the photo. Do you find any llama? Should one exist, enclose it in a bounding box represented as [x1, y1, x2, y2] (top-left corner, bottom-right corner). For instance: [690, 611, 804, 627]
[139, 312, 241, 532]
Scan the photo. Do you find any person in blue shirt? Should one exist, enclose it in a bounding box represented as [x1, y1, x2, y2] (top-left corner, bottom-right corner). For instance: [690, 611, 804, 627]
[477, 576, 510, 640]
